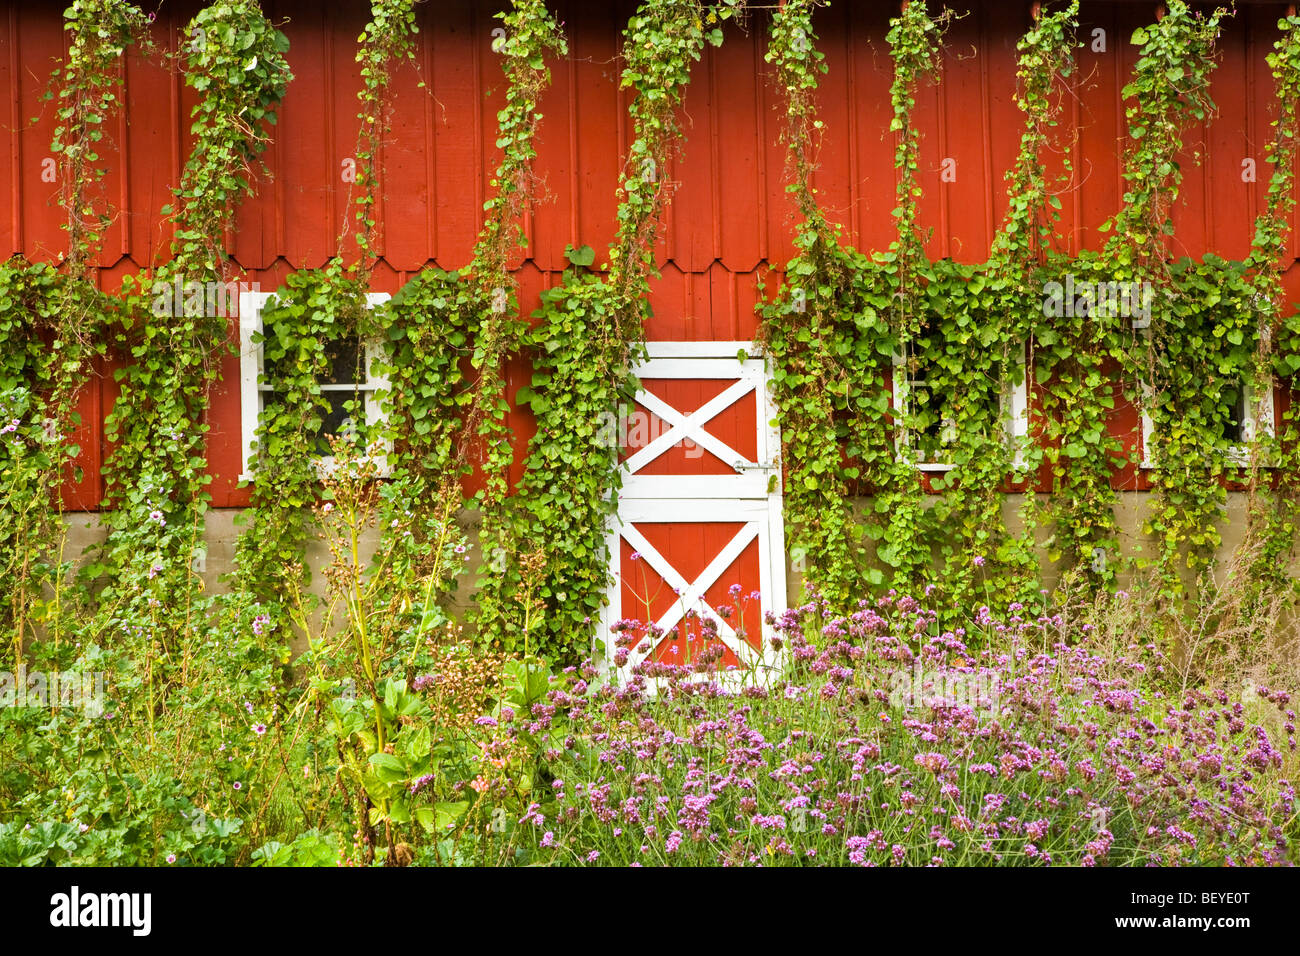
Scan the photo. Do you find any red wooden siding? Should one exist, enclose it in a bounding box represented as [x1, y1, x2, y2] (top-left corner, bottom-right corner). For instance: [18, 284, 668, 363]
[0, 1, 1295, 510]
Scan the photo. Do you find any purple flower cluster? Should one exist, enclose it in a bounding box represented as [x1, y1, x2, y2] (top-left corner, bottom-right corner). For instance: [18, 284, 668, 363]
[468, 591, 1296, 866]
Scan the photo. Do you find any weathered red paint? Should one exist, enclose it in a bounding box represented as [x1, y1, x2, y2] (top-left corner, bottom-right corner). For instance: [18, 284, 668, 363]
[0, 1, 1295, 511]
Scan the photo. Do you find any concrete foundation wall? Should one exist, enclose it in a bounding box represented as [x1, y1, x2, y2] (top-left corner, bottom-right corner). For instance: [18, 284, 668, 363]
[61, 493, 1299, 619]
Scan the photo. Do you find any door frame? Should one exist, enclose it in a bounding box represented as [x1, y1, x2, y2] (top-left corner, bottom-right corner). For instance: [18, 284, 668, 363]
[598, 341, 787, 685]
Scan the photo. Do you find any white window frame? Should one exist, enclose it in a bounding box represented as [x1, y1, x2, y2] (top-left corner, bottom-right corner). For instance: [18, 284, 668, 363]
[238, 290, 392, 482]
[1138, 375, 1275, 469]
[891, 343, 1029, 472]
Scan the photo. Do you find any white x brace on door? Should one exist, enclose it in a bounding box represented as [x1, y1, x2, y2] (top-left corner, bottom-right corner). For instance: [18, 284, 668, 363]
[600, 342, 786, 684]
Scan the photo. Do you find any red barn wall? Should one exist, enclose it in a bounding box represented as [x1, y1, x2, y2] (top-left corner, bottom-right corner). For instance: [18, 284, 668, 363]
[1, 0, 1296, 511]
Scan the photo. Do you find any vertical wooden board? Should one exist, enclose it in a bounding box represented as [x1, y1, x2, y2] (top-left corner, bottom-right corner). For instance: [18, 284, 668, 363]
[376, 44, 433, 272]
[481, 0, 520, 271]
[983, 4, 1024, 252]
[512, 262, 551, 330]
[429, 0, 482, 269]
[687, 268, 712, 340]
[1046, 25, 1081, 255]
[1247, 4, 1281, 261]
[122, 38, 179, 270]
[571, 1, 621, 265]
[230, 5, 277, 277]
[715, 26, 762, 273]
[1243, 4, 1268, 201]
[910, 53, 945, 259]
[645, 261, 688, 340]
[165, 5, 197, 272]
[172, 4, 209, 271]
[18, 5, 65, 261]
[851, 3, 900, 257]
[333, 2, 371, 268]
[758, 10, 796, 271]
[457, 451, 485, 499]
[95, 338, 125, 509]
[93, 55, 130, 270]
[1073, 2, 1123, 251]
[838, 2, 863, 252]
[665, 39, 718, 273]
[205, 320, 247, 508]
[1105, 357, 1141, 491]
[1169, 129, 1208, 261]
[1054, 13, 1091, 254]
[415, 4, 442, 268]
[726, 267, 764, 342]
[706, 261, 746, 341]
[527, 3, 575, 273]
[1167, 9, 1231, 261]
[368, 258, 402, 296]
[1182, 22, 1244, 260]
[58, 356, 104, 511]
[938, 14, 992, 263]
[808, 0, 854, 240]
[230, 0, 292, 273]
[231, 130, 279, 272]
[1116, 3, 1148, 244]
[1281, 12, 1300, 266]
[275, 5, 334, 268]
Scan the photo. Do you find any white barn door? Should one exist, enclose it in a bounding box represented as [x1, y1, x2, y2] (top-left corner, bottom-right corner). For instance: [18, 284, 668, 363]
[601, 342, 786, 684]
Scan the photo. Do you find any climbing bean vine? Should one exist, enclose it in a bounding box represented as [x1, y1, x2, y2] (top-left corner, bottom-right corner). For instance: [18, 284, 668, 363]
[485, 0, 741, 658]
[96, 0, 290, 641]
[0, 0, 151, 649]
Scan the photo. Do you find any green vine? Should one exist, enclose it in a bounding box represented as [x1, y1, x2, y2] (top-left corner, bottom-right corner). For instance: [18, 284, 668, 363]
[97, 0, 291, 640]
[236, 1, 417, 597]
[1114, 2, 1238, 586]
[467, 0, 567, 642]
[347, 0, 421, 272]
[483, 0, 740, 659]
[761, 0, 878, 605]
[1244, 14, 1300, 586]
[0, 0, 151, 651]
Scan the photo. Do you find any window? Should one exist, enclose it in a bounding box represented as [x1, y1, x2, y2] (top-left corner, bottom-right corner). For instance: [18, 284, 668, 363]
[238, 291, 391, 481]
[891, 342, 1029, 471]
[1139, 375, 1274, 469]
[1133, 317, 1274, 469]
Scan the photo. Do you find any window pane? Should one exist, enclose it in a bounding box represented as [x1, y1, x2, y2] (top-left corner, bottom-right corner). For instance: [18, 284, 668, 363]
[910, 382, 944, 460]
[320, 392, 360, 446]
[263, 334, 364, 386]
[263, 390, 364, 456]
[322, 335, 365, 385]
[1220, 384, 1246, 444]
